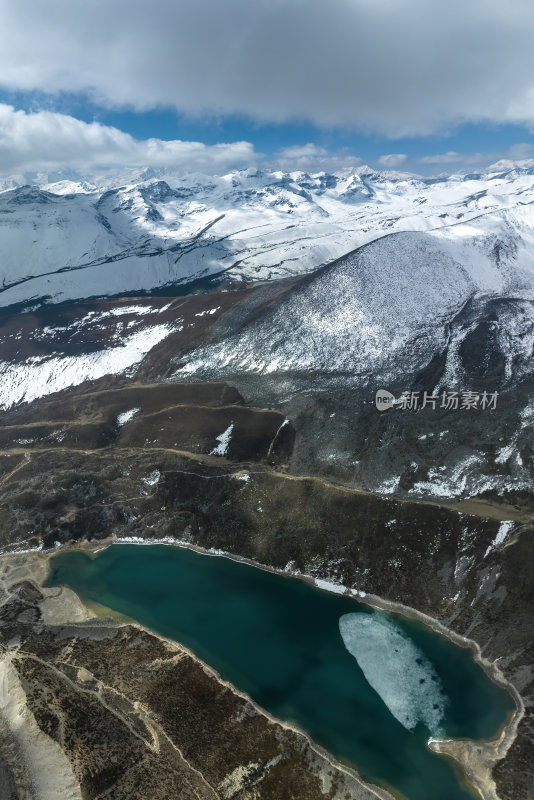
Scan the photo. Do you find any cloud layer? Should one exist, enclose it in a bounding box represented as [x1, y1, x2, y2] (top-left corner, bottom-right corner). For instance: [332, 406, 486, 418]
[377, 154, 407, 168]
[1, 0, 534, 136]
[0, 105, 255, 173]
[274, 143, 362, 172]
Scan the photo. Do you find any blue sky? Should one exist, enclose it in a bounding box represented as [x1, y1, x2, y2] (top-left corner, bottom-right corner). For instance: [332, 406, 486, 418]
[1, 86, 532, 175]
[65, 113, 534, 168]
[50, 99, 534, 165]
[0, 1, 533, 176]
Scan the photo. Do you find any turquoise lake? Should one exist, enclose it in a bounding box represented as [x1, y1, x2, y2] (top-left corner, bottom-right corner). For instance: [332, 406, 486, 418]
[45, 545, 516, 800]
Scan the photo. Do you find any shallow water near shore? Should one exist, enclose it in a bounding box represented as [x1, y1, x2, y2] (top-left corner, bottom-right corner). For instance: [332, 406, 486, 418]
[45, 544, 515, 800]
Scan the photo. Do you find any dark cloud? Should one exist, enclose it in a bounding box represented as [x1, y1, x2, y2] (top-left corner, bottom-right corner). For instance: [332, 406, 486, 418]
[1, 0, 533, 136]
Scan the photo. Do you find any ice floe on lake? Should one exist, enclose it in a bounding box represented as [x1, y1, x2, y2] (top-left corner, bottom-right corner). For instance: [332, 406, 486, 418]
[339, 610, 447, 734]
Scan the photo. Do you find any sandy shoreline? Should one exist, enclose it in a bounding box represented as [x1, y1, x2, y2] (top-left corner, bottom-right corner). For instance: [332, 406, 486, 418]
[5, 537, 525, 800]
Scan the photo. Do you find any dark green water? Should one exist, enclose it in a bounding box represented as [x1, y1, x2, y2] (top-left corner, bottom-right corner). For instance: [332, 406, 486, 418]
[46, 545, 515, 800]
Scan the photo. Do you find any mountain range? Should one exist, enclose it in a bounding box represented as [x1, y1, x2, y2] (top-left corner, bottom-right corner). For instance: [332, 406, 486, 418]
[1, 160, 533, 309]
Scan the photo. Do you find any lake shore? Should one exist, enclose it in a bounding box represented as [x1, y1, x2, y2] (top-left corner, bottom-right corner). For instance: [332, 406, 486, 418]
[3, 537, 524, 800]
[0, 548, 394, 800]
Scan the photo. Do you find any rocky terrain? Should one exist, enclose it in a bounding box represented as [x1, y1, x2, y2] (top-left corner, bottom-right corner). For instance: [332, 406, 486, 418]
[1, 236, 533, 501]
[0, 336, 531, 798]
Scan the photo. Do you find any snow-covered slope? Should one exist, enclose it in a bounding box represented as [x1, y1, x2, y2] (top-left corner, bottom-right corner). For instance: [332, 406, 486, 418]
[0, 300, 179, 408]
[171, 213, 534, 501]
[177, 207, 534, 384]
[1, 161, 534, 308]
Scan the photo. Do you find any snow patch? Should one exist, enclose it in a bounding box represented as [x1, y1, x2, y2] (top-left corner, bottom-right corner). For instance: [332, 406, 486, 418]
[484, 520, 514, 558]
[195, 307, 220, 317]
[314, 578, 346, 595]
[106, 305, 158, 316]
[377, 475, 401, 494]
[494, 444, 515, 464]
[233, 472, 250, 482]
[117, 408, 140, 426]
[210, 424, 234, 456]
[267, 418, 290, 456]
[142, 470, 161, 487]
[0, 325, 172, 409]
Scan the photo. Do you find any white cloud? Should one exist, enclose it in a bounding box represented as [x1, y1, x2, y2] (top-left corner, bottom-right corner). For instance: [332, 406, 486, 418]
[1, 1, 534, 135]
[0, 104, 256, 174]
[277, 144, 328, 159]
[507, 142, 533, 159]
[377, 154, 407, 168]
[274, 143, 362, 172]
[417, 143, 533, 169]
[418, 151, 487, 165]
[0, 103, 531, 179]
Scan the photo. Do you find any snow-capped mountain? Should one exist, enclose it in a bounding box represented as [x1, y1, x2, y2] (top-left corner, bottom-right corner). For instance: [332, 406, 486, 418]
[177, 206, 534, 382]
[1, 161, 534, 309]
